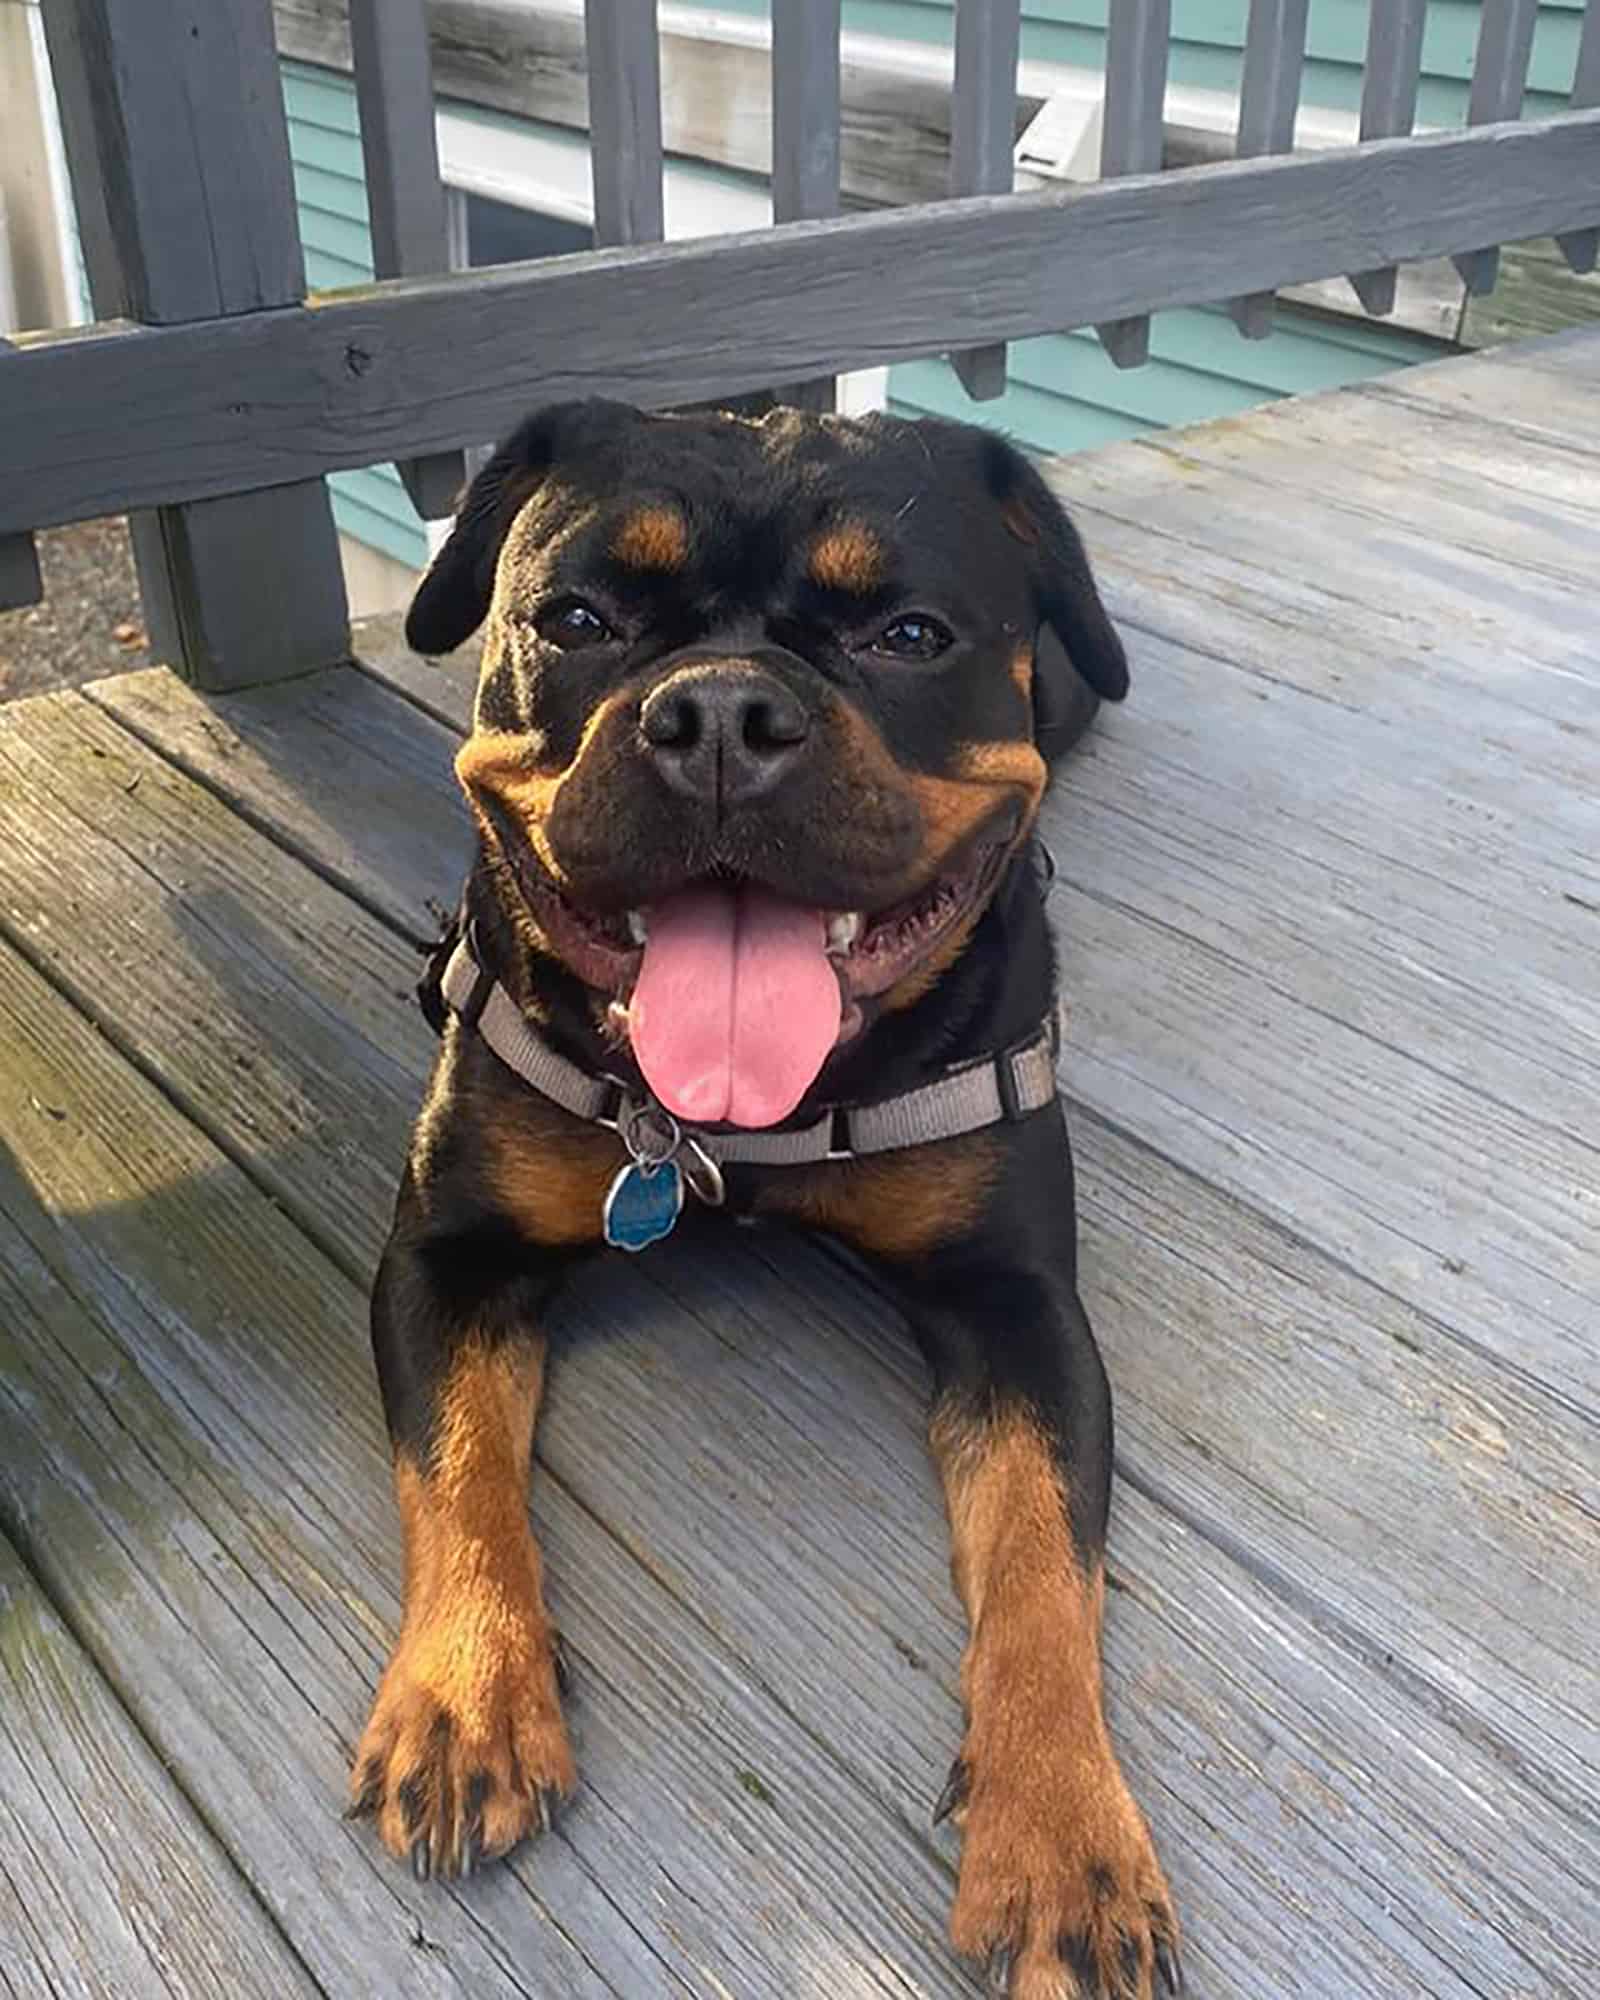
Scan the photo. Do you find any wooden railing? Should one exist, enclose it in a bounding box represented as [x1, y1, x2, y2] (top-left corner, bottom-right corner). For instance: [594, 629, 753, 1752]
[2, 0, 1598, 687]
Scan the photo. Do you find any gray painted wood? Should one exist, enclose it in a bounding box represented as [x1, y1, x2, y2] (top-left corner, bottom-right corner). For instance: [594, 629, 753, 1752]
[38, 0, 348, 689]
[948, 0, 1020, 399]
[0, 534, 40, 612]
[1557, 0, 1600, 272]
[1228, 0, 1310, 337]
[348, 0, 465, 518]
[9, 112, 1600, 534]
[583, 0, 664, 247]
[1095, 0, 1171, 370]
[0, 1530, 320, 1999]
[1349, 0, 1428, 315]
[3, 651, 1599, 1990]
[1454, 0, 1542, 292]
[772, 0, 842, 410]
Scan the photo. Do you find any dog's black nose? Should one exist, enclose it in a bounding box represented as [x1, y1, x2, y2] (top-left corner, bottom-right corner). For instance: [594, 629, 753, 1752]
[640, 669, 810, 805]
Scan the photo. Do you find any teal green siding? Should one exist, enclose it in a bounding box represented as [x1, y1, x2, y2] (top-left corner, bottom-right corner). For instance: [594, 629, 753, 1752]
[889, 308, 1445, 455]
[278, 45, 1451, 571]
[281, 63, 430, 569]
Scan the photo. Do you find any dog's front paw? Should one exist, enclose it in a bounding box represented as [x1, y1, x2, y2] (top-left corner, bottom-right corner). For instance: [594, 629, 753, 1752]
[348, 1600, 575, 1880]
[939, 1728, 1180, 2000]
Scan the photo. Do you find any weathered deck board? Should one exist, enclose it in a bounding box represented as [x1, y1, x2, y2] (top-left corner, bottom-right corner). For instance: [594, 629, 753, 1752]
[0, 1527, 317, 1999]
[1, 329, 1597, 1999]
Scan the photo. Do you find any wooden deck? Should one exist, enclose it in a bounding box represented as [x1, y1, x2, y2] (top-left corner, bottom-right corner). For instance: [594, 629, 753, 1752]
[1, 329, 1596, 2000]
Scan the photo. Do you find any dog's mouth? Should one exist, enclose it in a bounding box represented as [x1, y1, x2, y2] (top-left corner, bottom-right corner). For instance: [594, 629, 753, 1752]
[513, 829, 1010, 1128]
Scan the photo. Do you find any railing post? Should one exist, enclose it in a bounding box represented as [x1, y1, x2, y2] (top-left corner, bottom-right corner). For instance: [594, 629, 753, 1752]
[1453, 0, 1540, 294]
[348, 0, 465, 519]
[1558, 0, 1600, 272]
[1096, 0, 1172, 369]
[1348, 0, 1428, 315]
[40, 0, 348, 691]
[772, 0, 843, 411]
[1228, 0, 1310, 337]
[584, 0, 665, 248]
[949, 0, 1022, 399]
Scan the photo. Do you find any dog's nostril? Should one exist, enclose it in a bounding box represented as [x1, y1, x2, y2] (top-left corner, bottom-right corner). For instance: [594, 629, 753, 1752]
[742, 695, 808, 754]
[640, 689, 700, 749]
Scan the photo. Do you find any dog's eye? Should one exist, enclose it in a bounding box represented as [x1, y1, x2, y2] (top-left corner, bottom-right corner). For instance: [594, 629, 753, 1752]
[535, 598, 613, 649]
[873, 615, 953, 661]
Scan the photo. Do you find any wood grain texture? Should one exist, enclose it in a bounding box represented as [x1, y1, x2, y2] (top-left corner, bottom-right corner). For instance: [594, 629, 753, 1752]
[7, 111, 1600, 535]
[0, 1530, 319, 1999]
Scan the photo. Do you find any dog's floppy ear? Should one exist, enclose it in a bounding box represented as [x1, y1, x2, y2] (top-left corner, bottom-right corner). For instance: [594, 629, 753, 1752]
[404, 411, 561, 656]
[980, 435, 1129, 760]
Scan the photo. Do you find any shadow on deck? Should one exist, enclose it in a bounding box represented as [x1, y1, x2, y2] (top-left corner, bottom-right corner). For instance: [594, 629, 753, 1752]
[0, 330, 1596, 2000]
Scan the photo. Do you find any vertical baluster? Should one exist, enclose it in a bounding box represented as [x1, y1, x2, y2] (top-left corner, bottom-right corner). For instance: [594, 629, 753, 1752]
[585, 0, 665, 248]
[0, 533, 43, 611]
[1348, 0, 1428, 315]
[0, 345, 42, 605]
[1096, 0, 1172, 369]
[348, 0, 464, 519]
[1228, 0, 1311, 338]
[772, 0, 842, 410]
[1453, 0, 1540, 293]
[949, 0, 1022, 399]
[1557, 0, 1600, 272]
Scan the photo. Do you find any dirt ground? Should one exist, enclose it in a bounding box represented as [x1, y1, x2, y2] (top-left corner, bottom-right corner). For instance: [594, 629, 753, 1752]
[0, 517, 151, 703]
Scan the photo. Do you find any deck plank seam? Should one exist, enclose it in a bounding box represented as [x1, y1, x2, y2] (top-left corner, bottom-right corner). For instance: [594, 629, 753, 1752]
[0, 1466, 334, 1997]
[349, 652, 475, 735]
[1052, 858, 1600, 1164]
[77, 681, 442, 947]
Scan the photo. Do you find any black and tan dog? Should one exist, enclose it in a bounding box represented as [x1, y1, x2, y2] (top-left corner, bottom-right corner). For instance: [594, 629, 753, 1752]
[349, 400, 1180, 1999]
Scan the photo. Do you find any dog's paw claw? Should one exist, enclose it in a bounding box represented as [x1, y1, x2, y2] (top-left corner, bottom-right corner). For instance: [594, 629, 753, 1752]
[932, 1755, 970, 1827]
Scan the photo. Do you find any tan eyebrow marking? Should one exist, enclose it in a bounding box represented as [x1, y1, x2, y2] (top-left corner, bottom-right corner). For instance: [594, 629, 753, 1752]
[612, 505, 689, 571]
[808, 520, 884, 593]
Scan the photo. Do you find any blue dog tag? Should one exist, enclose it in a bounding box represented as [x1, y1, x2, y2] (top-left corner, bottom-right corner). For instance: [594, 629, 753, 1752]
[603, 1156, 684, 1252]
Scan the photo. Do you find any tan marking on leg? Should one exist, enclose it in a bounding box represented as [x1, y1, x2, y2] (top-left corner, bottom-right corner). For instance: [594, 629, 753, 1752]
[351, 1340, 576, 1876]
[613, 504, 689, 571]
[756, 1135, 996, 1260]
[1010, 641, 1035, 700]
[809, 520, 884, 593]
[932, 1406, 1178, 1997]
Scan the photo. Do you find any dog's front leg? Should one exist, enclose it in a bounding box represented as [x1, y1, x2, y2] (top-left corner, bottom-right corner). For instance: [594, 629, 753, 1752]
[348, 1125, 604, 1879]
[770, 1109, 1181, 1998]
[915, 1121, 1179, 1998]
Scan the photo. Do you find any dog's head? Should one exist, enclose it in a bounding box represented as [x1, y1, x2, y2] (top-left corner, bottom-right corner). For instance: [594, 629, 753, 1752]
[411, 400, 1125, 1129]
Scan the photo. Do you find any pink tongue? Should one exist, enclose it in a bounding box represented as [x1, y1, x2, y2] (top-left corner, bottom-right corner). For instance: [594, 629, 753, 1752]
[628, 885, 842, 1128]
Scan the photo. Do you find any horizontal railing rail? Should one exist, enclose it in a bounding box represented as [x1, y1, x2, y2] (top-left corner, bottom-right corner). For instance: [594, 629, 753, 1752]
[4, 0, 1599, 687]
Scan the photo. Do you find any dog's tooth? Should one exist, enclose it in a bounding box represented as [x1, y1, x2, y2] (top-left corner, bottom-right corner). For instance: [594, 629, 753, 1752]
[826, 911, 862, 954]
[627, 910, 648, 945]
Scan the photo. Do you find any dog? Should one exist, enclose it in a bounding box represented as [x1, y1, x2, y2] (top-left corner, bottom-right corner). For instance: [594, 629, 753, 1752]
[348, 400, 1180, 1999]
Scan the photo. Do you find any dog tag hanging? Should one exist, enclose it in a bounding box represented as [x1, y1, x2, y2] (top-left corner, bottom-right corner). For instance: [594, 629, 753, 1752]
[602, 1154, 684, 1252]
[603, 1097, 688, 1252]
